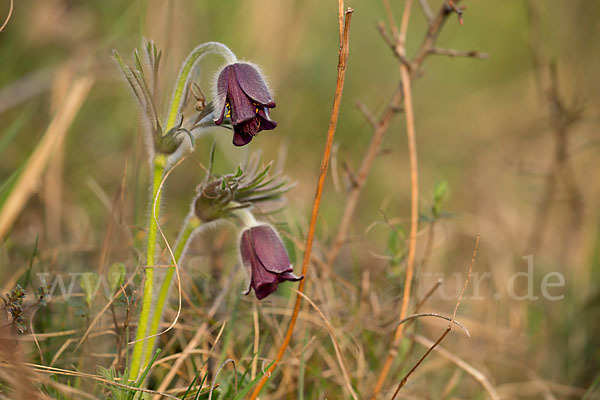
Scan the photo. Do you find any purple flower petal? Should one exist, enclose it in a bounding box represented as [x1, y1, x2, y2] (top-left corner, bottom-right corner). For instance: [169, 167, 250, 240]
[213, 63, 278, 146]
[277, 272, 303, 283]
[253, 281, 279, 300]
[233, 63, 276, 108]
[257, 108, 277, 131]
[233, 130, 253, 146]
[214, 65, 233, 125]
[227, 82, 257, 125]
[250, 225, 291, 274]
[239, 230, 255, 295]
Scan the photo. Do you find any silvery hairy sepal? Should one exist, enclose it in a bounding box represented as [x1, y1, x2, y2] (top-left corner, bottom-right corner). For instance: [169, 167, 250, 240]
[113, 40, 190, 156]
[193, 152, 293, 223]
[213, 62, 277, 146]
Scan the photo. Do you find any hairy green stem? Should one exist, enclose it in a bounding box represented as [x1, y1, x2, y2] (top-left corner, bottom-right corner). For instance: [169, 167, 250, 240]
[129, 153, 167, 380]
[142, 214, 202, 366]
[128, 40, 235, 383]
[165, 42, 236, 131]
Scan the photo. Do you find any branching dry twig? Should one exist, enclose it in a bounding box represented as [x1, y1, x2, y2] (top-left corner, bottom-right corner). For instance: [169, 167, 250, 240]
[524, 0, 584, 262]
[430, 47, 489, 59]
[390, 234, 480, 398]
[363, 1, 486, 396]
[411, 334, 500, 399]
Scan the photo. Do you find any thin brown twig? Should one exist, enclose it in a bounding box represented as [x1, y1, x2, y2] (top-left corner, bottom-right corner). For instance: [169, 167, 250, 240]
[524, 0, 584, 261]
[355, 100, 378, 128]
[415, 279, 442, 311]
[411, 334, 500, 399]
[417, 0, 434, 22]
[0, 0, 13, 32]
[376, 22, 411, 68]
[396, 312, 470, 336]
[325, 87, 403, 268]
[391, 327, 451, 400]
[383, 0, 398, 39]
[419, 219, 437, 280]
[391, 234, 480, 397]
[412, 0, 462, 74]
[396, 0, 414, 51]
[452, 234, 480, 323]
[248, 7, 354, 399]
[430, 47, 489, 59]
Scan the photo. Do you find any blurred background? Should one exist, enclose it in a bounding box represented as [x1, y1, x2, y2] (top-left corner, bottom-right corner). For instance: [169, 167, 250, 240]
[1, 0, 599, 398]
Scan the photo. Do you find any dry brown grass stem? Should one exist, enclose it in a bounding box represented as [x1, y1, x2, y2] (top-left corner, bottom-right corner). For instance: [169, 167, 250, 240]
[0, 76, 94, 240]
[251, 302, 260, 380]
[248, 6, 353, 399]
[295, 290, 359, 400]
[371, 1, 417, 396]
[0, 0, 13, 31]
[29, 308, 44, 364]
[154, 275, 232, 394]
[20, 362, 183, 399]
[411, 334, 500, 399]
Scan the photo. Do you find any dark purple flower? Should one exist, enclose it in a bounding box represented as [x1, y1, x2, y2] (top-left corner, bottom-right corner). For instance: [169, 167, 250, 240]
[240, 225, 302, 300]
[214, 63, 277, 147]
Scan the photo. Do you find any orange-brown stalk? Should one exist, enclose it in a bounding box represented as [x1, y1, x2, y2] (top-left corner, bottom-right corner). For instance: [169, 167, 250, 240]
[248, 6, 354, 399]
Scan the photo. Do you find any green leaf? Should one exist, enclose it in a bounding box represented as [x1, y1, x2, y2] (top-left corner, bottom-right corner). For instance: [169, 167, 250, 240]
[0, 104, 36, 156]
[80, 273, 99, 308]
[108, 262, 126, 294]
[432, 180, 449, 218]
[232, 361, 275, 400]
[0, 163, 24, 210]
[128, 348, 161, 400]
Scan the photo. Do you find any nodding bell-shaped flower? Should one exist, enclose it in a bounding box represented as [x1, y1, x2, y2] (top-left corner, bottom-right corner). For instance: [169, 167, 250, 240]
[239, 224, 302, 300]
[214, 63, 277, 147]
